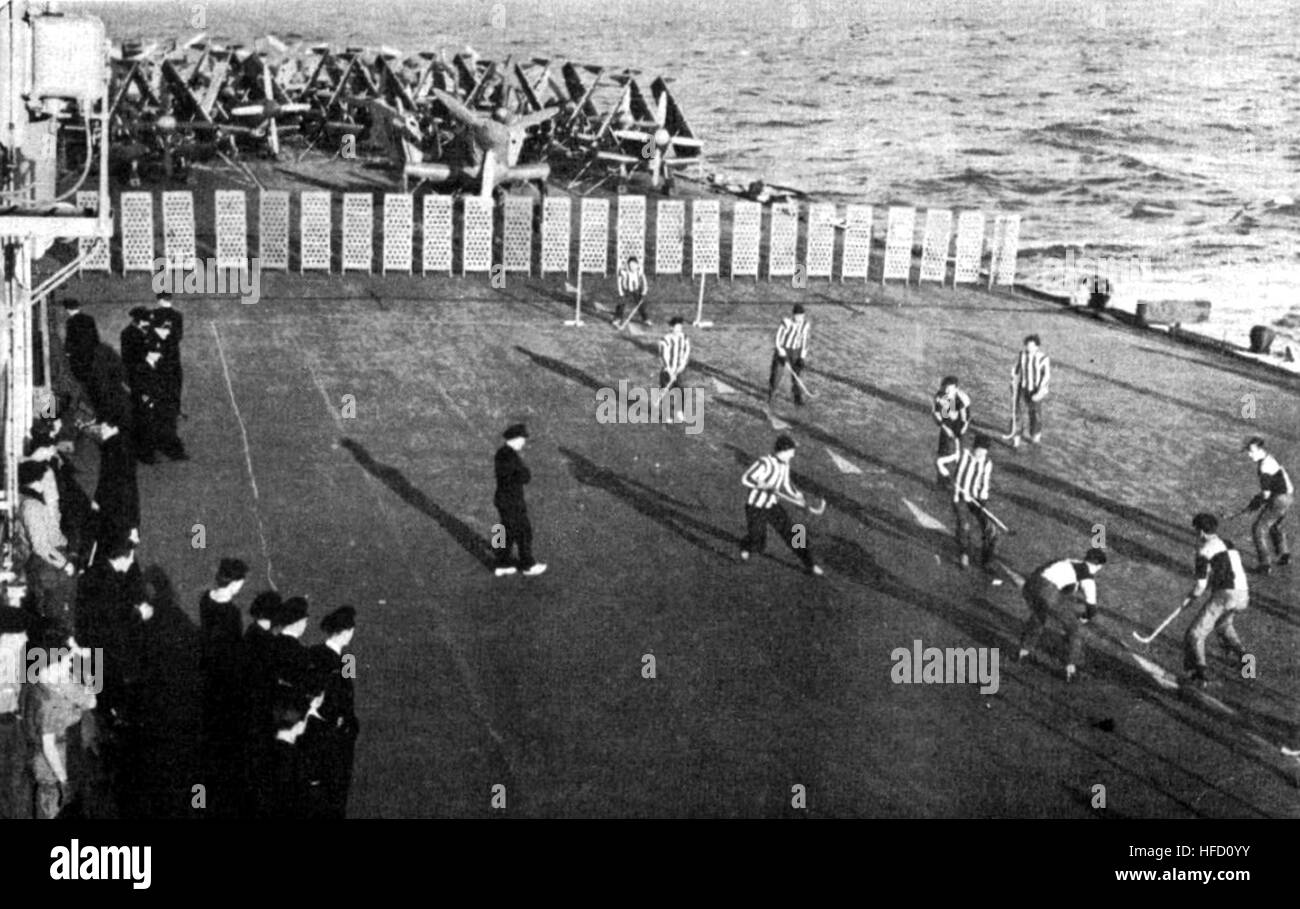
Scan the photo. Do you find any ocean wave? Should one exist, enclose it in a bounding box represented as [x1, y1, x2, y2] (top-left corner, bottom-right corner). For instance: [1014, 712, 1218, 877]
[1127, 201, 1179, 219]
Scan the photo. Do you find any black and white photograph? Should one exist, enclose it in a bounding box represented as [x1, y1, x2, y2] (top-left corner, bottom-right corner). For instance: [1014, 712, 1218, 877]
[0, 0, 1292, 884]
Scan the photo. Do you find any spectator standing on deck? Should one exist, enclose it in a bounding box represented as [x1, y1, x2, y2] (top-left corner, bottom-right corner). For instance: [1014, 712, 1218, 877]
[493, 424, 547, 578]
[1182, 513, 1249, 688]
[141, 311, 187, 461]
[768, 304, 811, 406]
[739, 435, 824, 576]
[24, 627, 97, 819]
[89, 416, 139, 552]
[199, 558, 248, 817]
[1017, 547, 1107, 683]
[151, 292, 183, 401]
[0, 604, 34, 818]
[932, 375, 971, 484]
[951, 435, 999, 571]
[615, 255, 651, 325]
[1242, 437, 1292, 574]
[61, 299, 99, 395]
[119, 308, 151, 452]
[17, 460, 76, 631]
[304, 606, 359, 818]
[1009, 334, 1050, 448]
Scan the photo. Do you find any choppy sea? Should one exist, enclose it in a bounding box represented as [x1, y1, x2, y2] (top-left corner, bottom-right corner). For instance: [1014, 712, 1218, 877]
[66, 0, 1300, 348]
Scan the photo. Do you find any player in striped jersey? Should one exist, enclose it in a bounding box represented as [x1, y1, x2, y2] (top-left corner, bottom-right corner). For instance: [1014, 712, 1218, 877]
[1010, 334, 1050, 447]
[767, 304, 811, 405]
[739, 435, 823, 576]
[1016, 547, 1107, 683]
[1182, 513, 1249, 688]
[658, 317, 691, 424]
[615, 255, 651, 325]
[932, 375, 971, 484]
[1243, 436, 1292, 573]
[950, 434, 999, 569]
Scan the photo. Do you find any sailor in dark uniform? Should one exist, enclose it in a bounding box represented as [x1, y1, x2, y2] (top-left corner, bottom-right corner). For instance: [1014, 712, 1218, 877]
[304, 605, 358, 818]
[151, 292, 183, 402]
[198, 558, 248, 817]
[493, 424, 547, 578]
[89, 415, 140, 552]
[239, 590, 281, 817]
[61, 299, 99, 392]
[119, 308, 151, 454]
[144, 310, 187, 461]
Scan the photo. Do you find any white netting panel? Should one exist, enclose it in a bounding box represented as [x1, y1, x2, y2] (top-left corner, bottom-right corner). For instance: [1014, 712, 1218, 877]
[299, 191, 332, 272]
[162, 191, 196, 271]
[382, 194, 413, 274]
[119, 191, 155, 273]
[462, 197, 493, 274]
[805, 203, 836, 279]
[692, 199, 720, 276]
[342, 193, 373, 273]
[882, 206, 916, 282]
[840, 204, 872, 280]
[730, 202, 761, 278]
[919, 208, 953, 283]
[76, 190, 110, 272]
[422, 194, 453, 274]
[768, 206, 797, 279]
[953, 211, 984, 284]
[502, 196, 534, 273]
[579, 197, 610, 275]
[259, 190, 290, 270]
[655, 200, 684, 275]
[993, 213, 1020, 286]
[541, 197, 571, 275]
[616, 194, 646, 271]
[214, 190, 247, 271]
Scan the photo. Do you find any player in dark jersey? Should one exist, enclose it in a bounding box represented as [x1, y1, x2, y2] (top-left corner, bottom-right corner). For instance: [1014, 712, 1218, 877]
[1017, 547, 1107, 682]
[1243, 437, 1292, 574]
[932, 375, 971, 485]
[1182, 513, 1248, 688]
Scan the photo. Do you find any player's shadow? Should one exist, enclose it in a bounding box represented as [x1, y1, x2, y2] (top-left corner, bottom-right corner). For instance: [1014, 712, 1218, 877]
[340, 437, 496, 568]
[558, 446, 742, 560]
[514, 346, 603, 393]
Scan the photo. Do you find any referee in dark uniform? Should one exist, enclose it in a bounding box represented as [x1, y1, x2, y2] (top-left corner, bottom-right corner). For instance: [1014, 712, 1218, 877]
[494, 424, 547, 578]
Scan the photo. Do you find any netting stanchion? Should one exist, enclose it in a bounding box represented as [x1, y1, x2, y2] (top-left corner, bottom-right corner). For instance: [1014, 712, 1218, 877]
[76, 190, 110, 272]
[342, 193, 374, 274]
[214, 190, 248, 273]
[616, 194, 646, 272]
[919, 208, 953, 284]
[805, 203, 835, 282]
[259, 190, 290, 271]
[503, 196, 534, 276]
[840, 204, 872, 282]
[730, 201, 760, 280]
[299, 191, 332, 273]
[382, 194, 413, 274]
[422, 194, 453, 276]
[952, 210, 984, 286]
[119, 191, 155, 274]
[882, 205, 916, 285]
[655, 200, 684, 275]
[768, 205, 798, 281]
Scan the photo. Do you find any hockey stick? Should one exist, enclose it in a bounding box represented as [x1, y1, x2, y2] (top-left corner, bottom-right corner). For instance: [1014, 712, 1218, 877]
[613, 293, 648, 331]
[1001, 383, 1018, 441]
[564, 271, 585, 326]
[1132, 601, 1186, 644]
[692, 273, 714, 328]
[783, 360, 817, 399]
[778, 491, 826, 515]
[972, 500, 1013, 535]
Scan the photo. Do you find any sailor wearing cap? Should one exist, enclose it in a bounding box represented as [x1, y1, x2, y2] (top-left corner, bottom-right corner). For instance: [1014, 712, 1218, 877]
[493, 424, 547, 577]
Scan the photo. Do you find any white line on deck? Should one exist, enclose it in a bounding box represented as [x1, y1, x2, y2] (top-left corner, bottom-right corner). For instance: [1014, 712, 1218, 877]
[210, 320, 277, 589]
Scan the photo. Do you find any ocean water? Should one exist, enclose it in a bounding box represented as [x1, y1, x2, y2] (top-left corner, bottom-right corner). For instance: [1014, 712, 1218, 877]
[65, 0, 1300, 347]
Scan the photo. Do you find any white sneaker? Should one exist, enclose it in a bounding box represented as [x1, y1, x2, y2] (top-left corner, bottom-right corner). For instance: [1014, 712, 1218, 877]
[522, 563, 548, 577]
[739, 550, 750, 561]
[809, 564, 824, 577]
[1065, 664, 1077, 683]
[494, 566, 517, 577]
[1011, 435, 1021, 449]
